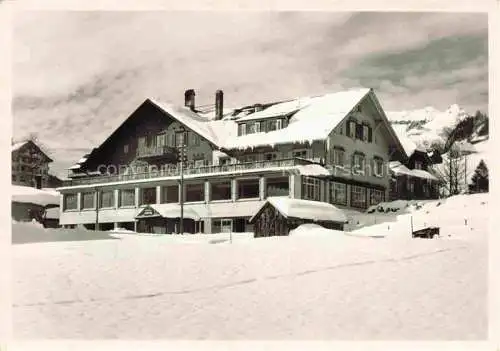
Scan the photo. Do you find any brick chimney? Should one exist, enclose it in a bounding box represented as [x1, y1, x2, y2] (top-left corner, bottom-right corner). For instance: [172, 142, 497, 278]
[215, 90, 224, 120]
[184, 89, 196, 111]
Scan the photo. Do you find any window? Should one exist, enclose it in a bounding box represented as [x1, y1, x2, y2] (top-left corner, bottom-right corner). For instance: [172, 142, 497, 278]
[63, 193, 78, 211]
[265, 153, 278, 161]
[268, 119, 282, 132]
[414, 160, 423, 170]
[355, 124, 364, 140]
[138, 136, 146, 150]
[292, 149, 308, 159]
[351, 185, 367, 208]
[423, 182, 429, 196]
[162, 185, 179, 203]
[266, 176, 289, 197]
[175, 131, 188, 147]
[329, 182, 347, 205]
[119, 189, 136, 207]
[348, 120, 356, 138]
[166, 134, 174, 147]
[373, 157, 384, 177]
[352, 153, 366, 175]
[194, 159, 205, 168]
[156, 133, 166, 147]
[302, 176, 320, 201]
[185, 183, 204, 202]
[146, 134, 155, 147]
[238, 123, 247, 136]
[332, 147, 345, 166]
[276, 119, 282, 130]
[140, 187, 157, 205]
[363, 125, 369, 142]
[210, 180, 232, 201]
[254, 122, 261, 133]
[81, 192, 95, 209]
[123, 144, 129, 154]
[212, 218, 233, 233]
[192, 134, 201, 146]
[99, 190, 115, 208]
[370, 189, 385, 206]
[237, 178, 260, 199]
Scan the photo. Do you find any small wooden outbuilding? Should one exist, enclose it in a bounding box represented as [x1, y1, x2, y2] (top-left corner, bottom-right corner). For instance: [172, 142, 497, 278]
[249, 197, 347, 238]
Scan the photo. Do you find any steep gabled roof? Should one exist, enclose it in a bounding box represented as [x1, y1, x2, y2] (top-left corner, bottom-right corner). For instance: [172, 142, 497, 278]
[149, 99, 231, 147]
[11, 140, 53, 163]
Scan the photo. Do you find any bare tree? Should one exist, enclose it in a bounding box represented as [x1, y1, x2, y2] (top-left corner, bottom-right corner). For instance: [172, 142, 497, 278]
[433, 144, 466, 196]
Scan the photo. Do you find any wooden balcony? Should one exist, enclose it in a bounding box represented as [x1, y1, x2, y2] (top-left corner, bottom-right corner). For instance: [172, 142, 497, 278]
[136, 145, 178, 160]
[62, 158, 314, 187]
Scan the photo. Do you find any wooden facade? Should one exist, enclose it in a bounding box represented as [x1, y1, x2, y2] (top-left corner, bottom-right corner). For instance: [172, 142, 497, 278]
[251, 202, 344, 238]
[389, 150, 441, 201]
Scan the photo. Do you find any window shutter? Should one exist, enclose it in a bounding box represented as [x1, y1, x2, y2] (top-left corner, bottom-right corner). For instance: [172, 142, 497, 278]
[368, 127, 373, 143]
[345, 121, 350, 137]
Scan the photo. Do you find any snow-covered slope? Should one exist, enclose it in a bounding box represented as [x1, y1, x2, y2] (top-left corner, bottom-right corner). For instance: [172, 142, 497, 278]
[12, 193, 488, 339]
[387, 104, 469, 149]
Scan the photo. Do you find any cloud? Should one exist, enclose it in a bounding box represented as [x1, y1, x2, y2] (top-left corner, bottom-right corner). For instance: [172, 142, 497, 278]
[12, 11, 488, 178]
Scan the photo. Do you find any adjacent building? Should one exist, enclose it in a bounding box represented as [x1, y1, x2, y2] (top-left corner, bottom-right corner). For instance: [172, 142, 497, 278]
[12, 140, 53, 189]
[57, 87, 408, 234]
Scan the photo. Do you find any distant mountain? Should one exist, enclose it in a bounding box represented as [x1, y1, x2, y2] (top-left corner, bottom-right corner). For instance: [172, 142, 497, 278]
[386, 104, 470, 151]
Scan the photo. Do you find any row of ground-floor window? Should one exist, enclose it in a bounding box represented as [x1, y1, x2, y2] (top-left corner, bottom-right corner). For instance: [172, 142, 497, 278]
[62, 175, 387, 213]
[63, 217, 253, 234]
[301, 176, 386, 210]
[62, 176, 290, 211]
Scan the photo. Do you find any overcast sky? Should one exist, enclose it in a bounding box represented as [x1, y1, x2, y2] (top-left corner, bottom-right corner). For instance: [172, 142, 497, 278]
[12, 11, 488, 178]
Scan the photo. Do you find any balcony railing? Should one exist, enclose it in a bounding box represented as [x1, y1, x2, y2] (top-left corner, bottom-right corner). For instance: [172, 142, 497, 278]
[136, 145, 177, 159]
[62, 158, 314, 187]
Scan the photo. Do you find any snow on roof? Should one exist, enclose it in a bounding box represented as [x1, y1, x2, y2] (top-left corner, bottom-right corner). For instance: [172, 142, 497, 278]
[391, 124, 418, 157]
[224, 88, 371, 150]
[390, 162, 438, 181]
[197, 107, 236, 120]
[150, 99, 233, 147]
[235, 98, 308, 122]
[12, 141, 28, 152]
[389, 161, 414, 176]
[410, 169, 438, 181]
[11, 185, 60, 207]
[250, 196, 347, 223]
[140, 201, 265, 221]
[139, 204, 202, 221]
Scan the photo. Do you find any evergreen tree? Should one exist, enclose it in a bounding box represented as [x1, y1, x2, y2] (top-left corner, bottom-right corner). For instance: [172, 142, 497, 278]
[469, 159, 488, 193]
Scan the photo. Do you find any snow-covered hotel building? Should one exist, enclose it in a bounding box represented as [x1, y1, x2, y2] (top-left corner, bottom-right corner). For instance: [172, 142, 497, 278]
[58, 88, 409, 233]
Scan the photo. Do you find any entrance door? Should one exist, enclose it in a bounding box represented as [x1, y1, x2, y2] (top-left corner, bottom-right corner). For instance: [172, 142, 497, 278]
[34, 176, 42, 189]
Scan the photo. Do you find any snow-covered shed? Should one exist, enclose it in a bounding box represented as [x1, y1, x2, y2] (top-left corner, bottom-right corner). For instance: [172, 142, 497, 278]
[249, 197, 347, 237]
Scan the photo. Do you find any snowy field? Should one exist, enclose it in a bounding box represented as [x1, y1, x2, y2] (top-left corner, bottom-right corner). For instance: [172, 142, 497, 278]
[12, 194, 488, 339]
